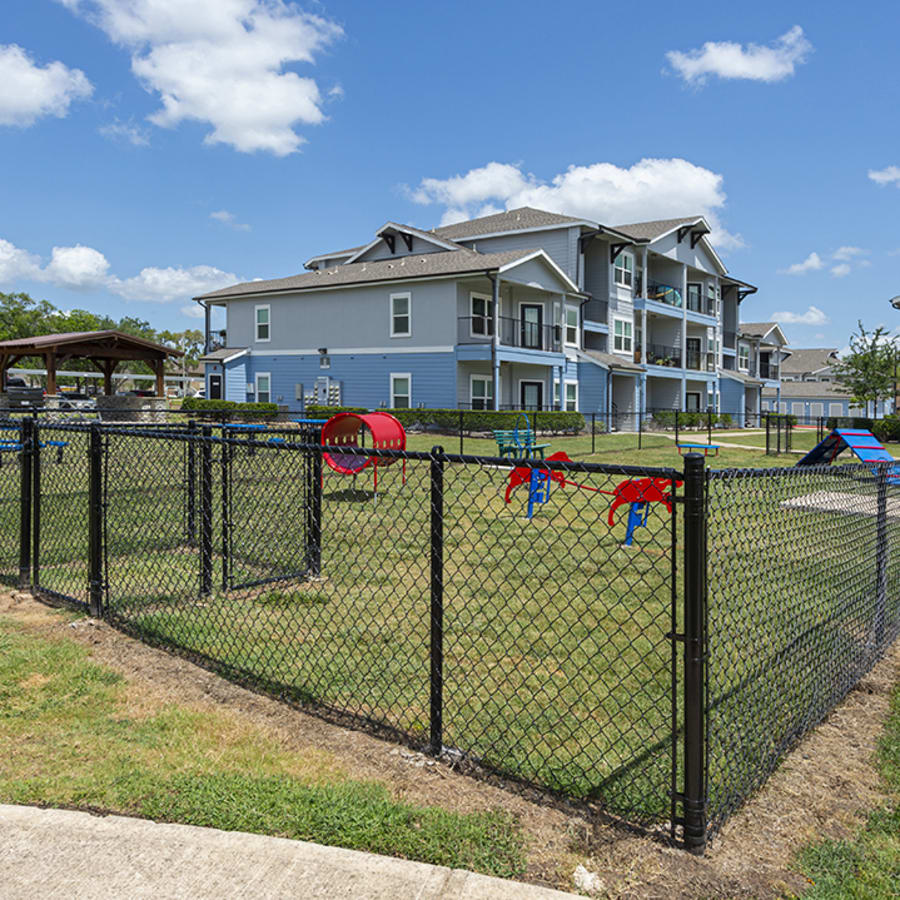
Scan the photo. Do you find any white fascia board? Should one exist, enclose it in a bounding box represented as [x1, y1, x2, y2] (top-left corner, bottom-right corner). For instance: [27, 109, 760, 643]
[303, 250, 356, 268]
[343, 236, 385, 265]
[250, 346, 455, 356]
[449, 221, 598, 242]
[497, 249, 580, 293]
[377, 222, 461, 251]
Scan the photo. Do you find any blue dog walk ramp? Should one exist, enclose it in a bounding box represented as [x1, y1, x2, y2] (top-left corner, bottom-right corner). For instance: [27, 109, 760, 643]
[797, 428, 900, 482]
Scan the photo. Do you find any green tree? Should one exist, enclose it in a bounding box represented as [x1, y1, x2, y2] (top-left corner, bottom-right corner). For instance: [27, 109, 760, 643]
[834, 322, 897, 417]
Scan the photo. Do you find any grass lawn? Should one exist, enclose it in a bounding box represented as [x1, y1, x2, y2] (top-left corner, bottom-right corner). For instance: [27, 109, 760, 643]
[1, 423, 896, 834]
[0, 612, 525, 877]
[793, 678, 900, 898]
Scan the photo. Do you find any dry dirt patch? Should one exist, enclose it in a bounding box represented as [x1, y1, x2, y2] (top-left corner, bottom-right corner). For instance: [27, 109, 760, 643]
[2, 590, 896, 898]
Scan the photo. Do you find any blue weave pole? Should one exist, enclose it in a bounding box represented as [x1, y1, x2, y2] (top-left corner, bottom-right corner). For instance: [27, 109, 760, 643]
[624, 501, 649, 546]
[526, 468, 551, 519]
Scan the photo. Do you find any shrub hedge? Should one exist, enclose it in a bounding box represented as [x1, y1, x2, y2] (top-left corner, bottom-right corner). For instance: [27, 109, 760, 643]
[304, 406, 585, 434]
[650, 411, 734, 429]
[182, 398, 279, 416]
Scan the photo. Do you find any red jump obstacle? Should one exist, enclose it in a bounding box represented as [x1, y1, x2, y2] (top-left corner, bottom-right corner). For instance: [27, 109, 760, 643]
[321, 411, 406, 491]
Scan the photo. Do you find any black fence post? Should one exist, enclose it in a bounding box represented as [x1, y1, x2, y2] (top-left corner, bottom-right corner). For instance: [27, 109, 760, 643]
[874, 463, 888, 648]
[638, 409, 643, 450]
[682, 452, 708, 853]
[429, 445, 445, 757]
[675, 410, 680, 447]
[707, 411, 712, 446]
[186, 419, 197, 545]
[305, 445, 322, 577]
[591, 412, 596, 454]
[31, 421, 40, 588]
[200, 425, 213, 596]
[88, 423, 104, 617]
[458, 409, 464, 455]
[221, 430, 230, 592]
[765, 413, 770, 455]
[18, 418, 33, 589]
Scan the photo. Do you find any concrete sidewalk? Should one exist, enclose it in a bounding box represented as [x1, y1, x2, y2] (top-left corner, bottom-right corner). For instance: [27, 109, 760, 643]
[0, 804, 581, 899]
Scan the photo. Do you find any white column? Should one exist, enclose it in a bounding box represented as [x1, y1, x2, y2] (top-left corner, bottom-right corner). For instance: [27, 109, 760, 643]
[492, 278, 501, 410]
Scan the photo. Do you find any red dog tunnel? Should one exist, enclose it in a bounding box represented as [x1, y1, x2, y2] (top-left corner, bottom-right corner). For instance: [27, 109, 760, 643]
[320, 412, 406, 488]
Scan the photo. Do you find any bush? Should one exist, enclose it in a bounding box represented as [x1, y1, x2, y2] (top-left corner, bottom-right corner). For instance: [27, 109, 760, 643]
[304, 406, 585, 435]
[872, 416, 900, 443]
[181, 398, 278, 418]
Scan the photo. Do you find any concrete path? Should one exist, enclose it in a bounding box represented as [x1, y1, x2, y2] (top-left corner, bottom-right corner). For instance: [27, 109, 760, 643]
[0, 804, 581, 899]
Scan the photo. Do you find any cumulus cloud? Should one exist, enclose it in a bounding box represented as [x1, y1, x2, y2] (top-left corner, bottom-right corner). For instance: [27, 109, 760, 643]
[180, 303, 205, 319]
[210, 209, 250, 232]
[0, 43, 93, 126]
[408, 158, 743, 250]
[771, 306, 829, 326]
[868, 165, 900, 187]
[780, 252, 823, 275]
[830, 263, 851, 278]
[99, 119, 150, 146]
[58, 0, 343, 155]
[666, 26, 811, 86]
[832, 245, 868, 261]
[0, 234, 237, 302]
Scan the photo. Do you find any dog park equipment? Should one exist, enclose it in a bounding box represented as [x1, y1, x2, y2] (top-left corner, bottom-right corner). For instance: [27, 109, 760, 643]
[320, 410, 406, 491]
[493, 413, 550, 460]
[676, 442, 720, 457]
[796, 428, 900, 482]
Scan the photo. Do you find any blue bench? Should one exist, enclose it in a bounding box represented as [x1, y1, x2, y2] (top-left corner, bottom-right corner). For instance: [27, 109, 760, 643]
[677, 443, 720, 457]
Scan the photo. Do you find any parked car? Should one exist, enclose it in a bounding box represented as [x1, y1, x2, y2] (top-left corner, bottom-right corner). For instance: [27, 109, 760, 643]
[4, 375, 44, 408]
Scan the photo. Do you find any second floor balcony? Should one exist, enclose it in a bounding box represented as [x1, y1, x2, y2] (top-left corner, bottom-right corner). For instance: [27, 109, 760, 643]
[457, 316, 562, 353]
[641, 343, 682, 368]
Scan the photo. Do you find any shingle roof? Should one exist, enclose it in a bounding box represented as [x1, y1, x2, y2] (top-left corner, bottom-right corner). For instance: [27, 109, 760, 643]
[780, 348, 840, 375]
[197, 247, 543, 300]
[611, 217, 703, 242]
[762, 381, 850, 399]
[580, 349, 644, 372]
[434, 206, 592, 239]
[739, 322, 779, 339]
[718, 369, 763, 386]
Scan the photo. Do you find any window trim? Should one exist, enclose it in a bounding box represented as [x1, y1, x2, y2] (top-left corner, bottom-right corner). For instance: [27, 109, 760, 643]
[255, 371, 272, 404]
[389, 291, 412, 338]
[564, 306, 579, 347]
[469, 373, 494, 410]
[254, 304, 271, 343]
[613, 252, 633, 288]
[738, 341, 750, 372]
[390, 372, 411, 408]
[612, 316, 633, 354]
[469, 291, 494, 339]
[564, 379, 578, 412]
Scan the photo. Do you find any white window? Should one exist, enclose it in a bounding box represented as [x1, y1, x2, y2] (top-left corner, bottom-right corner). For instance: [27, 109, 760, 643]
[470, 375, 493, 410]
[564, 381, 578, 412]
[470, 293, 494, 337]
[390, 292, 411, 337]
[255, 372, 271, 404]
[706, 284, 716, 315]
[613, 318, 633, 353]
[829, 402, 843, 416]
[255, 304, 270, 342]
[565, 307, 579, 346]
[686, 283, 702, 312]
[738, 342, 749, 371]
[390, 373, 411, 408]
[614, 252, 633, 288]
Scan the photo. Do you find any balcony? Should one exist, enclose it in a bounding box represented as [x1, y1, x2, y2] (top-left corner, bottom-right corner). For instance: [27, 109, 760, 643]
[642, 343, 682, 368]
[646, 283, 682, 309]
[457, 316, 562, 353]
[759, 363, 777, 380]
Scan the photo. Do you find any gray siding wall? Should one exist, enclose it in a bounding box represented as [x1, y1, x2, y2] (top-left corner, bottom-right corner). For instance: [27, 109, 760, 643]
[456, 227, 578, 282]
[354, 234, 449, 263]
[583, 241, 609, 302]
[224, 280, 458, 351]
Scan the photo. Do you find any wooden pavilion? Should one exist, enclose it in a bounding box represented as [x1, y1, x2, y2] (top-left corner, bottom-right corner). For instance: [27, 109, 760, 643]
[0, 331, 183, 397]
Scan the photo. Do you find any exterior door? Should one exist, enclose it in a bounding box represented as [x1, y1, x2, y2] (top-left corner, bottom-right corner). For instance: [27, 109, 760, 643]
[520, 305, 542, 350]
[685, 338, 702, 371]
[520, 381, 543, 410]
[685, 391, 701, 412]
[209, 373, 222, 400]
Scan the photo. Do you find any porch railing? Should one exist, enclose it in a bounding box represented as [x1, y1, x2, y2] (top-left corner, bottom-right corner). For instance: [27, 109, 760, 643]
[457, 316, 562, 353]
[644, 343, 682, 368]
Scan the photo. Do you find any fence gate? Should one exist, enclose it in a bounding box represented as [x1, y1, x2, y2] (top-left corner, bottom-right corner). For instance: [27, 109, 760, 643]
[0, 419, 26, 588]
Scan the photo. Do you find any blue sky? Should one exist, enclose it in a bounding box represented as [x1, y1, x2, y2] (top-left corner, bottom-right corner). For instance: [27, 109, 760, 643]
[1, 0, 898, 348]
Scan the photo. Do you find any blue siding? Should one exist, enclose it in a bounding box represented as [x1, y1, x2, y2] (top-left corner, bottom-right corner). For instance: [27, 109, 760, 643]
[225, 358, 247, 401]
[719, 378, 744, 416]
[245, 352, 457, 411]
[577, 362, 607, 413]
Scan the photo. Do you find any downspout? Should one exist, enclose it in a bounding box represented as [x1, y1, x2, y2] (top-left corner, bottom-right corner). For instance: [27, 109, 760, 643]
[203, 301, 211, 354]
[486, 272, 501, 411]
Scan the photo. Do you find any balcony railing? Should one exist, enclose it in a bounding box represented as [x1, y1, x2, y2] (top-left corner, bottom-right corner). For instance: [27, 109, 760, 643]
[646, 283, 682, 309]
[759, 363, 776, 380]
[642, 343, 682, 368]
[457, 316, 562, 353]
[582, 299, 608, 323]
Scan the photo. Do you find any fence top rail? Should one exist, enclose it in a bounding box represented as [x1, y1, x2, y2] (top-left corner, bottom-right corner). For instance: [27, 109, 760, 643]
[707, 460, 893, 480]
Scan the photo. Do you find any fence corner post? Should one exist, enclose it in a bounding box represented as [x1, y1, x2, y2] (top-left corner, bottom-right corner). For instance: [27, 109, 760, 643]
[200, 424, 213, 596]
[682, 452, 708, 853]
[305, 443, 322, 577]
[88, 422, 104, 617]
[18, 418, 33, 590]
[875, 462, 888, 649]
[429, 445, 445, 757]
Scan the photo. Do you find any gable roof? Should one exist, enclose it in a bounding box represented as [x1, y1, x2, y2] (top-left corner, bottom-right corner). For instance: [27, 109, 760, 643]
[612, 216, 705, 242]
[434, 206, 594, 240]
[739, 322, 788, 345]
[579, 349, 644, 372]
[303, 244, 365, 268]
[344, 222, 468, 264]
[197, 247, 579, 301]
[780, 347, 840, 374]
[718, 368, 763, 386]
[762, 381, 850, 399]
[0, 330, 182, 359]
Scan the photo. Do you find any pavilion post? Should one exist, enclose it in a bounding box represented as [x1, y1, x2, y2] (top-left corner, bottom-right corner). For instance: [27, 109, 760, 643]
[45, 352, 57, 395]
[153, 359, 165, 398]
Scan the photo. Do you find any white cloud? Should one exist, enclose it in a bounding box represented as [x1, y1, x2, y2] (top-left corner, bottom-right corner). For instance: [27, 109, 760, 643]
[830, 263, 851, 278]
[181, 303, 205, 319]
[0, 43, 93, 126]
[210, 209, 250, 231]
[780, 252, 823, 275]
[0, 234, 238, 302]
[58, 0, 342, 155]
[99, 119, 150, 146]
[665, 26, 811, 86]
[832, 245, 868, 261]
[771, 305, 830, 326]
[868, 165, 900, 187]
[409, 158, 744, 250]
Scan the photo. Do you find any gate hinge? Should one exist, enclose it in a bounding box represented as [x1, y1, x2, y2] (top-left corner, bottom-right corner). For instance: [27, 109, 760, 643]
[666, 631, 686, 642]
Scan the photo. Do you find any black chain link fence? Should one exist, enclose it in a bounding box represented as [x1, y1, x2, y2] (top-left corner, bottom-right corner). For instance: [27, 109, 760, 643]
[2, 418, 898, 851]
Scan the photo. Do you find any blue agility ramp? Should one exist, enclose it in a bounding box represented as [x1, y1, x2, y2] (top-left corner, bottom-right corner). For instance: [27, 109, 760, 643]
[797, 428, 900, 482]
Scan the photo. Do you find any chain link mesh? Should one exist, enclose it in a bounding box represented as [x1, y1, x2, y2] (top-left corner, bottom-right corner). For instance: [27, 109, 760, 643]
[705, 462, 900, 835]
[0, 419, 23, 586]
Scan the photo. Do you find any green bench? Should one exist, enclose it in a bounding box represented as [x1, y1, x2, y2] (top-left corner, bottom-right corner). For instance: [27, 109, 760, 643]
[493, 428, 551, 460]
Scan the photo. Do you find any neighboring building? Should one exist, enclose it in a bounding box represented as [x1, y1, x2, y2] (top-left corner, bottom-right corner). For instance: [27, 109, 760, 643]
[779, 347, 841, 382]
[196, 206, 763, 418]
